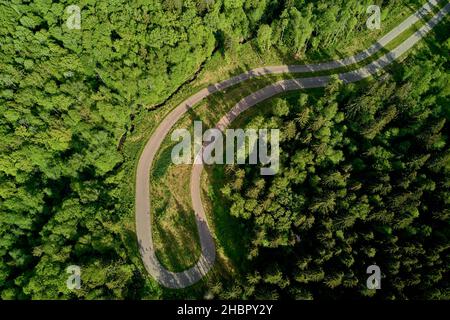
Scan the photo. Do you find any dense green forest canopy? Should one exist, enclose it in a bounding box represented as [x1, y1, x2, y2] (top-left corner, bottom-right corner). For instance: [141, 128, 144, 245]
[0, 0, 448, 299]
[218, 39, 450, 299]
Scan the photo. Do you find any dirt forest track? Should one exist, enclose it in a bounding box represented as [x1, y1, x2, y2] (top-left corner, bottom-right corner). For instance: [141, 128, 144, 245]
[135, 1, 450, 289]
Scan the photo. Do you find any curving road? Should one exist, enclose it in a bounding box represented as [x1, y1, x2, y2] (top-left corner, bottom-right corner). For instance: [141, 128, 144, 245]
[136, 1, 450, 289]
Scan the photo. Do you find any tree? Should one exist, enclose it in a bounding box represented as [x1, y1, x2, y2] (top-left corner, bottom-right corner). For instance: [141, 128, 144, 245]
[256, 24, 272, 52]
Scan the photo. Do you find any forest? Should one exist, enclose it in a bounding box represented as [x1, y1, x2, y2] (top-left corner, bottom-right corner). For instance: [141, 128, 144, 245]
[0, 0, 448, 299]
[217, 37, 450, 299]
